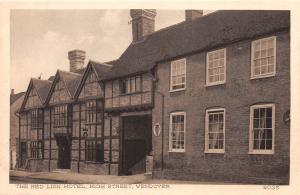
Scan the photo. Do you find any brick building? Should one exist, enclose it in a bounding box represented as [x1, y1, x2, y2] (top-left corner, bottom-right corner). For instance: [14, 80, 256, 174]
[16, 10, 290, 184]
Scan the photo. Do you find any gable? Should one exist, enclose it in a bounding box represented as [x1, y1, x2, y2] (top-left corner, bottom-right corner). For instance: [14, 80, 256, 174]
[49, 79, 71, 104]
[78, 70, 102, 99]
[24, 86, 42, 109]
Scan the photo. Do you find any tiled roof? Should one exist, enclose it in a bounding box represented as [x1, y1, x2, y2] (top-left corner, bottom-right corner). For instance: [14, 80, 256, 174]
[73, 60, 112, 98]
[31, 78, 52, 102]
[10, 92, 25, 105]
[103, 10, 290, 80]
[73, 67, 86, 75]
[89, 60, 112, 79]
[57, 70, 82, 97]
[20, 78, 52, 111]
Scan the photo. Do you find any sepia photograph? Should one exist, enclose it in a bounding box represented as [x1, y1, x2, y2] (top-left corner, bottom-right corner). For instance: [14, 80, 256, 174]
[2, 1, 299, 194]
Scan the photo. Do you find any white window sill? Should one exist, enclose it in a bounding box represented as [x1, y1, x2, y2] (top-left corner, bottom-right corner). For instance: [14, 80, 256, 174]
[168, 149, 185, 153]
[248, 150, 274, 155]
[204, 150, 225, 154]
[169, 88, 186, 93]
[205, 81, 226, 87]
[250, 73, 276, 80]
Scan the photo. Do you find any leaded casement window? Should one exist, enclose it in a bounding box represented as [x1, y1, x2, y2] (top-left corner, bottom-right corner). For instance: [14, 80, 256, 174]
[86, 100, 97, 124]
[251, 36, 276, 78]
[85, 139, 104, 162]
[31, 109, 43, 129]
[249, 104, 275, 154]
[30, 141, 42, 159]
[120, 75, 142, 94]
[205, 108, 225, 153]
[206, 48, 226, 85]
[169, 112, 186, 152]
[53, 105, 68, 127]
[170, 58, 186, 92]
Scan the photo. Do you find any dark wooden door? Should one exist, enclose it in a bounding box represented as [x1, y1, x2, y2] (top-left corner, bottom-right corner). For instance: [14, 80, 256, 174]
[57, 136, 71, 169]
[19, 142, 27, 167]
[121, 115, 152, 175]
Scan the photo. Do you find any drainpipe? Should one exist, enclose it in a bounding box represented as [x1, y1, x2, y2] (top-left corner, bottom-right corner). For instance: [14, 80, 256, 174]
[152, 68, 165, 173]
[78, 104, 81, 173]
[18, 114, 21, 168]
[156, 91, 165, 171]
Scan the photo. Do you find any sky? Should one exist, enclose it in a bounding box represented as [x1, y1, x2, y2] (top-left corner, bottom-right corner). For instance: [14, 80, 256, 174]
[10, 10, 212, 93]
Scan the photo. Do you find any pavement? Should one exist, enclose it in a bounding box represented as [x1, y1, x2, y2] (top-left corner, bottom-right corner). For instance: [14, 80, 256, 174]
[10, 170, 229, 184]
[10, 170, 147, 184]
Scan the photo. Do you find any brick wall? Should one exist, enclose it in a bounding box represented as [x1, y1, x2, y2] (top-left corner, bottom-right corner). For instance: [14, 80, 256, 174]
[152, 31, 290, 184]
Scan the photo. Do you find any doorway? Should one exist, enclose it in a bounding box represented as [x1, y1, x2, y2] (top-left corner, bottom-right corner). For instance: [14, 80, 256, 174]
[121, 115, 152, 175]
[55, 134, 71, 169]
[19, 142, 27, 167]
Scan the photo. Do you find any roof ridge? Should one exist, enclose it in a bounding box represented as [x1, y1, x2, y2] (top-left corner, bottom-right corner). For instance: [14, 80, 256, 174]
[57, 69, 81, 76]
[89, 60, 113, 67]
[31, 77, 52, 82]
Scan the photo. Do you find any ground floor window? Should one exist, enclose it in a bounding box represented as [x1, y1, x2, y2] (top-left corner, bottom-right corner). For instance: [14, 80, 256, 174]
[30, 141, 42, 159]
[249, 104, 275, 154]
[169, 112, 186, 152]
[205, 108, 225, 153]
[85, 139, 104, 162]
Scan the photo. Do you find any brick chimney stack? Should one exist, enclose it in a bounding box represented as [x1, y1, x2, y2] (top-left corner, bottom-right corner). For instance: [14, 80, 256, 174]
[130, 9, 156, 42]
[185, 10, 203, 21]
[68, 49, 86, 72]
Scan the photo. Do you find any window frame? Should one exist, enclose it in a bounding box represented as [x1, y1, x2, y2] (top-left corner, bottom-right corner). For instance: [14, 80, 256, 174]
[205, 108, 226, 153]
[53, 104, 68, 127]
[30, 140, 43, 159]
[85, 100, 97, 125]
[251, 36, 277, 79]
[249, 104, 275, 155]
[170, 58, 186, 92]
[85, 138, 104, 163]
[206, 48, 226, 86]
[120, 75, 142, 95]
[31, 109, 43, 129]
[169, 111, 186, 153]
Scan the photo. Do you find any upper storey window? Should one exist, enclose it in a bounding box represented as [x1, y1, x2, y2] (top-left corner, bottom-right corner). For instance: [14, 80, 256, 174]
[53, 104, 68, 127]
[170, 58, 186, 92]
[120, 75, 141, 94]
[31, 109, 43, 129]
[206, 48, 226, 86]
[251, 36, 276, 78]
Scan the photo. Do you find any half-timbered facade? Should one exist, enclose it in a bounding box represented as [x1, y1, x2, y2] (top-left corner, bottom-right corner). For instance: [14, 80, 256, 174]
[71, 61, 111, 174]
[18, 78, 52, 171]
[103, 72, 154, 175]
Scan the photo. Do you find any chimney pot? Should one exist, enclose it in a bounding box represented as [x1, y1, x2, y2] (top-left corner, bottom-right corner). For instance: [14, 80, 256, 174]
[11, 89, 14, 95]
[185, 10, 203, 21]
[68, 49, 86, 72]
[130, 9, 156, 42]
